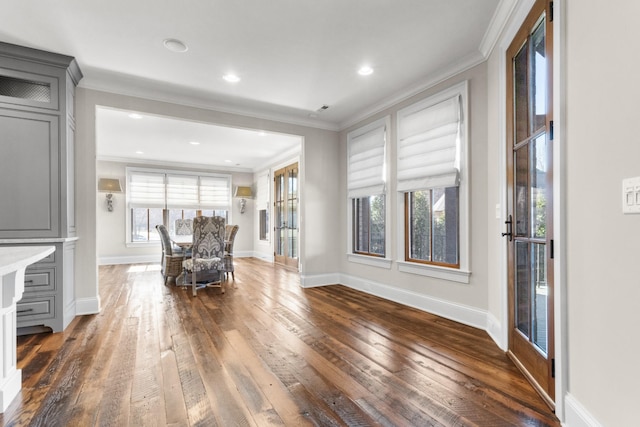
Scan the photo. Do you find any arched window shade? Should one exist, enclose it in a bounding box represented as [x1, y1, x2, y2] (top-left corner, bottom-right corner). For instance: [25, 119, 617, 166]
[347, 120, 386, 198]
[397, 95, 461, 192]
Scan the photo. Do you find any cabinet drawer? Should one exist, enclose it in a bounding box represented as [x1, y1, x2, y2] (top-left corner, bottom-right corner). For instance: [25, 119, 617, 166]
[16, 296, 54, 320]
[23, 268, 55, 293]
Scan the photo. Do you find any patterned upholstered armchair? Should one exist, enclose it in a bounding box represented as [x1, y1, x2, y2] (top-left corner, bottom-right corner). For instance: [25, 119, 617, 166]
[181, 216, 225, 296]
[175, 218, 193, 235]
[222, 224, 239, 281]
[156, 224, 185, 284]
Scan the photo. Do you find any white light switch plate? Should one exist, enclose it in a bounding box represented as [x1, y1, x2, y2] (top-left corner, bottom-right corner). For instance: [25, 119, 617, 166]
[622, 177, 640, 214]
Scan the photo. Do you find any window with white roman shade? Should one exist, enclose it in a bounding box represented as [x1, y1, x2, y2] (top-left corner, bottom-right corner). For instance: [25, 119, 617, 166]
[199, 176, 230, 210]
[397, 94, 461, 192]
[166, 174, 198, 209]
[347, 119, 387, 198]
[128, 171, 165, 209]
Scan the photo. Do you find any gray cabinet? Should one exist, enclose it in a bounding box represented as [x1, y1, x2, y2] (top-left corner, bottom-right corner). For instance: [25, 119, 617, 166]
[0, 42, 82, 334]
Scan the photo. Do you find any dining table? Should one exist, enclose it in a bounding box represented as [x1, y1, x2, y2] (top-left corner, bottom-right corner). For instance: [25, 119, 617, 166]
[171, 234, 193, 249]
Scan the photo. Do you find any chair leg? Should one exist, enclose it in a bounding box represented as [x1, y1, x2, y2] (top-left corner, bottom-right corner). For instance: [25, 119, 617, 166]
[231, 270, 235, 281]
[192, 269, 197, 297]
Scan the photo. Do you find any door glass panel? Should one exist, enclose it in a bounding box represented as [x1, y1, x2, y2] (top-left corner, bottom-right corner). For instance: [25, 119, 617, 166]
[531, 18, 547, 133]
[532, 243, 548, 354]
[514, 44, 529, 143]
[531, 133, 547, 238]
[289, 228, 298, 259]
[515, 145, 530, 236]
[515, 241, 531, 337]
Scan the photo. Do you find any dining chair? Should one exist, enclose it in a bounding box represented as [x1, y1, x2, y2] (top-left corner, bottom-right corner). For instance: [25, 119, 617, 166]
[175, 218, 193, 235]
[181, 216, 225, 296]
[223, 224, 239, 281]
[156, 224, 185, 284]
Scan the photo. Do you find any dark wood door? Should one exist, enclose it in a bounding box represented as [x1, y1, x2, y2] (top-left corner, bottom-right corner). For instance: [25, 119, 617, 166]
[505, 0, 555, 408]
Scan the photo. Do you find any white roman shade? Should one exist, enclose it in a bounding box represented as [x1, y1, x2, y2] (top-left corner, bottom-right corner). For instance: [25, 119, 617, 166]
[347, 119, 387, 198]
[256, 172, 269, 210]
[199, 176, 230, 210]
[128, 172, 165, 209]
[166, 174, 198, 209]
[397, 94, 461, 192]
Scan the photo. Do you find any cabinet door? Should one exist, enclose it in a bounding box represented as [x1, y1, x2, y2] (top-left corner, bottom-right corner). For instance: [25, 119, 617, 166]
[0, 110, 59, 237]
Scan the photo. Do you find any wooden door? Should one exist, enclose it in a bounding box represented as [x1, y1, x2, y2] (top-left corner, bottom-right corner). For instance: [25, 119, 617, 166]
[505, 0, 555, 408]
[274, 162, 299, 269]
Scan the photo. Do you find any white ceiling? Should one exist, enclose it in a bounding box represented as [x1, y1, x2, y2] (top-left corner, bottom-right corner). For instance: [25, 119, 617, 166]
[1, 0, 507, 171]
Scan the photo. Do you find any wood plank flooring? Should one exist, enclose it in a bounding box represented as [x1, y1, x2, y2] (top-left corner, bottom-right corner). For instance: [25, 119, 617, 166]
[0, 258, 560, 426]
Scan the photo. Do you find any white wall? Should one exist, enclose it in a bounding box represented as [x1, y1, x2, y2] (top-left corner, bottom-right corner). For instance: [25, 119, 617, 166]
[563, 1, 640, 425]
[335, 63, 489, 328]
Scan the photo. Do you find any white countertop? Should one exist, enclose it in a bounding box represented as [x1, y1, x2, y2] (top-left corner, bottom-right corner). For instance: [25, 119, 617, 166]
[0, 246, 55, 277]
[0, 237, 78, 244]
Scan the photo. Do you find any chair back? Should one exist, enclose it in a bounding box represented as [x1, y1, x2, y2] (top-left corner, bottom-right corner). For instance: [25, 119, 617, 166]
[175, 218, 193, 235]
[156, 224, 174, 255]
[224, 224, 239, 254]
[192, 216, 225, 260]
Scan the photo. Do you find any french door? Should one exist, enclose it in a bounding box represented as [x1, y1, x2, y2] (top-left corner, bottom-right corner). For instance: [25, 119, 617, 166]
[274, 162, 299, 269]
[505, 0, 555, 407]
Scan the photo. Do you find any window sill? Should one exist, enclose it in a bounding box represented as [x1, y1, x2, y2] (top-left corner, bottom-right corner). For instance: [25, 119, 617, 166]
[347, 253, 392, 269]
[126, 241, 159, 248]
[397, 261, 470, 284]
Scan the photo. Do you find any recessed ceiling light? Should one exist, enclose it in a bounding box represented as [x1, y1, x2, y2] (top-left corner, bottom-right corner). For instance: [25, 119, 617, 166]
[257, 131, 266, 136]
[128, 113, 143, 119]
[224, 159, 233, 163]
[223, 74, 241, 83]
[189, 141, 200, 145]
[135, 150, 144, 154]
[358, 66, 374, 76]
[163, 38, 188, 53]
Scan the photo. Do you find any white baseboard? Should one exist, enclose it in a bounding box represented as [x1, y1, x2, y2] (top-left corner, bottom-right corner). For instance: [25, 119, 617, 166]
[564, 393, 603, 427]
[300, 273, 340, 288]
[486, 312, 506, 350]
[75, 296, 101, 315]
[300, 272, 489, 330]
[338, 273, 488, 330]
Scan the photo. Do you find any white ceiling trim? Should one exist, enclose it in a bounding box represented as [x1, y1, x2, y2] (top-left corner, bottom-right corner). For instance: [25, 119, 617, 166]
[97, 155, 255, 174]
[479, 0, 520, 58]
[338, 50, 485, 131]
[80, 76, 340, 132]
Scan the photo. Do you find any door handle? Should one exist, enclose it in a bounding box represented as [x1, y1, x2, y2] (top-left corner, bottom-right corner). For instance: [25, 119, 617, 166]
[502, 214, 513, 241]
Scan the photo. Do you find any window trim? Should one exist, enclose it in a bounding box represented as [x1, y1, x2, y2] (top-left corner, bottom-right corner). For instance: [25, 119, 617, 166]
[396, 81, 470, 282]
[346, 116, 392, 265]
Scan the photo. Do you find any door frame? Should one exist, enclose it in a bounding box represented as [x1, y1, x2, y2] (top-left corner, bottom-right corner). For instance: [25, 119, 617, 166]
[272, 158, 301, 270]
[497, 0, 567, 420]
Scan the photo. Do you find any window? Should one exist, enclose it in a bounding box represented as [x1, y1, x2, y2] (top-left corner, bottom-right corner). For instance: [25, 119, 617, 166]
[405, 188, 459, 267]
[347, 117, 388, 259]
[397, 82, 469, 280]
[353, 195, 385, 256]
[126, 168, 231, 243]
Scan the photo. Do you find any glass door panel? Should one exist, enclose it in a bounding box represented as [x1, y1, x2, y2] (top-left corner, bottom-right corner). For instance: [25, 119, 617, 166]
[274, 162, 299, 269]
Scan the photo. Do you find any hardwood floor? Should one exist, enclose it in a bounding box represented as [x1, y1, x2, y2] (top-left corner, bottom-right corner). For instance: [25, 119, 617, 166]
[1, 258, 559, 426]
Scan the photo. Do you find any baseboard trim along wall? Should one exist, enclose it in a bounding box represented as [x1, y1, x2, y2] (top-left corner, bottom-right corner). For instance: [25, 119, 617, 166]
[300, 272, 488, 331]
[564, 393, 603, 427]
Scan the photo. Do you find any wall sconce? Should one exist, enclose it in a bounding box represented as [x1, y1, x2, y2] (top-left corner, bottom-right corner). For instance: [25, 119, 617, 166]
[234, 186, 253, 214]
[98, 178, 123, 212]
